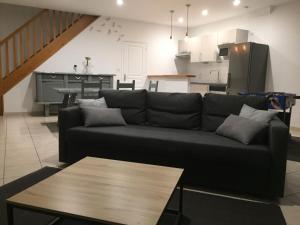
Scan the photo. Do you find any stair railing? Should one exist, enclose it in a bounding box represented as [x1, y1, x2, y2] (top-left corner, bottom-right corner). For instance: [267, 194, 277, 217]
[0, 9, 82, 81]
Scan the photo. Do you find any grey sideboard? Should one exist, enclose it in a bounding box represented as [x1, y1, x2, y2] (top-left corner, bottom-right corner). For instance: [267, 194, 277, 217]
[35, 72, 115, 116]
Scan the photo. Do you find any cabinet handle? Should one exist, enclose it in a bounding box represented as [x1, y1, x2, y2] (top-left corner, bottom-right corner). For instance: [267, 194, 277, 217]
[50, 75, 56, 79]
[75, 76, 81, 80]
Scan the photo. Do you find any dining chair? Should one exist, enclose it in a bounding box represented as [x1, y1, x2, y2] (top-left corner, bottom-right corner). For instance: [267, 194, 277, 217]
[62, 93, 77, 108]
[148, 81, 159, 92]
[81, 79, 103, 99]
[117, 80, 135, 90]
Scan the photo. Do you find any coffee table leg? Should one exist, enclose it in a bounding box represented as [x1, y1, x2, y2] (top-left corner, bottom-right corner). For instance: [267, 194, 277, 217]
[7, 203, 14, 225]
[179, 179, 183, 214]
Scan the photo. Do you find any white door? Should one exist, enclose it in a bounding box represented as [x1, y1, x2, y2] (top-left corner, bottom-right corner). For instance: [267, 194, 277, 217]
[121, 42, 147, 89]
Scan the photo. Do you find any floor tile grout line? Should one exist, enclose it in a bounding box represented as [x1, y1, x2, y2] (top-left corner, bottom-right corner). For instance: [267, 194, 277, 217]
[23, 113, 43, 168]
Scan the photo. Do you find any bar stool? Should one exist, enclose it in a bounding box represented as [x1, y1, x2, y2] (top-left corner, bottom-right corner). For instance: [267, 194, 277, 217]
[117, 80, 135, 90]
[148, 81, 159, 92]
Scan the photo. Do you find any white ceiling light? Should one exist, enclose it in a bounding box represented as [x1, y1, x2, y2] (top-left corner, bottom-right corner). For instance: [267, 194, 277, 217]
[116, 0, 124, 6]
[178, 17, 184, 23]
[233, 0, 241, 6]
[202, 9, 208, 16]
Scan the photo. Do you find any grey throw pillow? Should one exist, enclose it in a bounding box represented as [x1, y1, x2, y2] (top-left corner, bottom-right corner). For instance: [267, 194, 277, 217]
[81, 107, 127, 127]
[239, 104, 277, 123]
[216, 114, 267, 145]
[77, 98, 107, 108]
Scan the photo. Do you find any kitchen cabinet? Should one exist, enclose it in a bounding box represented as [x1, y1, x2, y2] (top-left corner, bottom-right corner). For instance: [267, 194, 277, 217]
[218, 29, 249, 45]
[190, 37, 202, 63]
[35, 72, 115, 115]
[200, 33, 218, 62]
[184, 34, 218, 63]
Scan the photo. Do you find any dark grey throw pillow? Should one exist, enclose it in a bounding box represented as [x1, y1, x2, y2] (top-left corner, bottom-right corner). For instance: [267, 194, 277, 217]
[216, 114, 267, 145]
[81, 107, 127, 127]
[239, 104, 277, 123]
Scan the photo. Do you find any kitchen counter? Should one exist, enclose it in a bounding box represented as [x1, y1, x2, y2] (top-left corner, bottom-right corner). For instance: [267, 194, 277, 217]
[190, 82, 227, 87]
[148, 74, 196, 79]
[147, 75, 196, 93]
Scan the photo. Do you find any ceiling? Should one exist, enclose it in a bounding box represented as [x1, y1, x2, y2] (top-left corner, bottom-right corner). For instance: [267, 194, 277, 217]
[0, 0, 295, 27]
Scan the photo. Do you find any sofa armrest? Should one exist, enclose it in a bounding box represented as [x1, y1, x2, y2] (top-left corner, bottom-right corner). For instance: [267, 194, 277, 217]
[58, 106, 82, 162]
[268, 118, 289, 197]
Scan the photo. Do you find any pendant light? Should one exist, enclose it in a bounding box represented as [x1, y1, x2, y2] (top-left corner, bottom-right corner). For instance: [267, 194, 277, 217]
[170, 10, 174, 39]
[185, 4, 191, 42]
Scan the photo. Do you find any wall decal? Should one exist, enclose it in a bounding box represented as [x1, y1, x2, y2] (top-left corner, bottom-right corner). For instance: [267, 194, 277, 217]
[92, 16, 126, 42]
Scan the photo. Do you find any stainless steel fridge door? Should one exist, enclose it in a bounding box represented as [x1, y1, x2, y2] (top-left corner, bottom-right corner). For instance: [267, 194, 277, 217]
[227, 43, 251, 95]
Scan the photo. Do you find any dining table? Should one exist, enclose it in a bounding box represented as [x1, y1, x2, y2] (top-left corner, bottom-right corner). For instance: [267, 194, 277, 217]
[53, 87, 102, 107]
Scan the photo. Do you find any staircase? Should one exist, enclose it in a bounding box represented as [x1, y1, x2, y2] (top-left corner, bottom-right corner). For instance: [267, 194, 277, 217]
[0, 9, 98, 115]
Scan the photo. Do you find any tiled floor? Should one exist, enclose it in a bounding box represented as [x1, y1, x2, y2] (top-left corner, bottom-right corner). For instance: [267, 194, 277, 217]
[291, 127, 300, 138]
[0, 113, 59, 186]
[0, 113, 300, 224]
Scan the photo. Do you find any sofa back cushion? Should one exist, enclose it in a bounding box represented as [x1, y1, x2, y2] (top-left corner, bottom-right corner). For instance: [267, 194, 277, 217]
[99, 90, 147, 125]
[202, 93, 267, 132]
[147, 92, 202, 129]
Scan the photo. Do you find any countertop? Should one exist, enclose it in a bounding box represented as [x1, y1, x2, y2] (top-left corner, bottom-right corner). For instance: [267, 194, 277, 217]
[190, 82, 227, 87]
[148, 74, 196, 79]
[34, 71, 116, 76]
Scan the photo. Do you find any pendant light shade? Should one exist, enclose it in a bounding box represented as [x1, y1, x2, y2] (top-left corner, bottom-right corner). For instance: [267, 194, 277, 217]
[170, 10, 174, 39]
[185, 4, 191, 41]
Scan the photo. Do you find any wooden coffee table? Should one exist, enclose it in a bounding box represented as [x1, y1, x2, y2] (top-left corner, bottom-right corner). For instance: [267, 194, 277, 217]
[7, 157, 184, 225]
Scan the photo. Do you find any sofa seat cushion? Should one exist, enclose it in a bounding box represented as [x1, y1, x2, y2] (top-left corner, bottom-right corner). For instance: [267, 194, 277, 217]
[66, 125, 271, 195]
[67, 125, 270, 166]
[147, 92, 202, 129]
[99, 90, 147, 125]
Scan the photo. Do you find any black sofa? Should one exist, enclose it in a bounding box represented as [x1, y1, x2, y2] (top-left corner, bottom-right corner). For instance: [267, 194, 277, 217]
[59, 90, 289, 198]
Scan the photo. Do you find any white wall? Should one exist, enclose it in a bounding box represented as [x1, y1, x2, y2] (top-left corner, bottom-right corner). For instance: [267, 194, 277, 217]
[3, 9, 185, 113]
[189, 1, 300, 128]
[0, 3, 41, 39]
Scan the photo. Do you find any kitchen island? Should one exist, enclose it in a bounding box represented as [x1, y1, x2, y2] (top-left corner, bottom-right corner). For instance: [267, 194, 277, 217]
[147, 74, 196, 93]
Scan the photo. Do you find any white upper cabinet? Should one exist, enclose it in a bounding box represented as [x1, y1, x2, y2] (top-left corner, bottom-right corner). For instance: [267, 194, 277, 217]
[190, 37, 202, 63]
[200, 33, 218, 62]
[218, 29, 249, 45]
[177, 29, 249, 63]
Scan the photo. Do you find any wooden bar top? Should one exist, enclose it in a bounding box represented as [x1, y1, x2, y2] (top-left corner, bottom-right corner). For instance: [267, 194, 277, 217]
[8, 157, 183, 225]
[148, 74, 196, 79]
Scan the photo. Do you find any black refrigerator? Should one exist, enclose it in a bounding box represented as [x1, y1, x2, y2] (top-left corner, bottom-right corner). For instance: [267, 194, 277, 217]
[227, 42, 269, 95]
